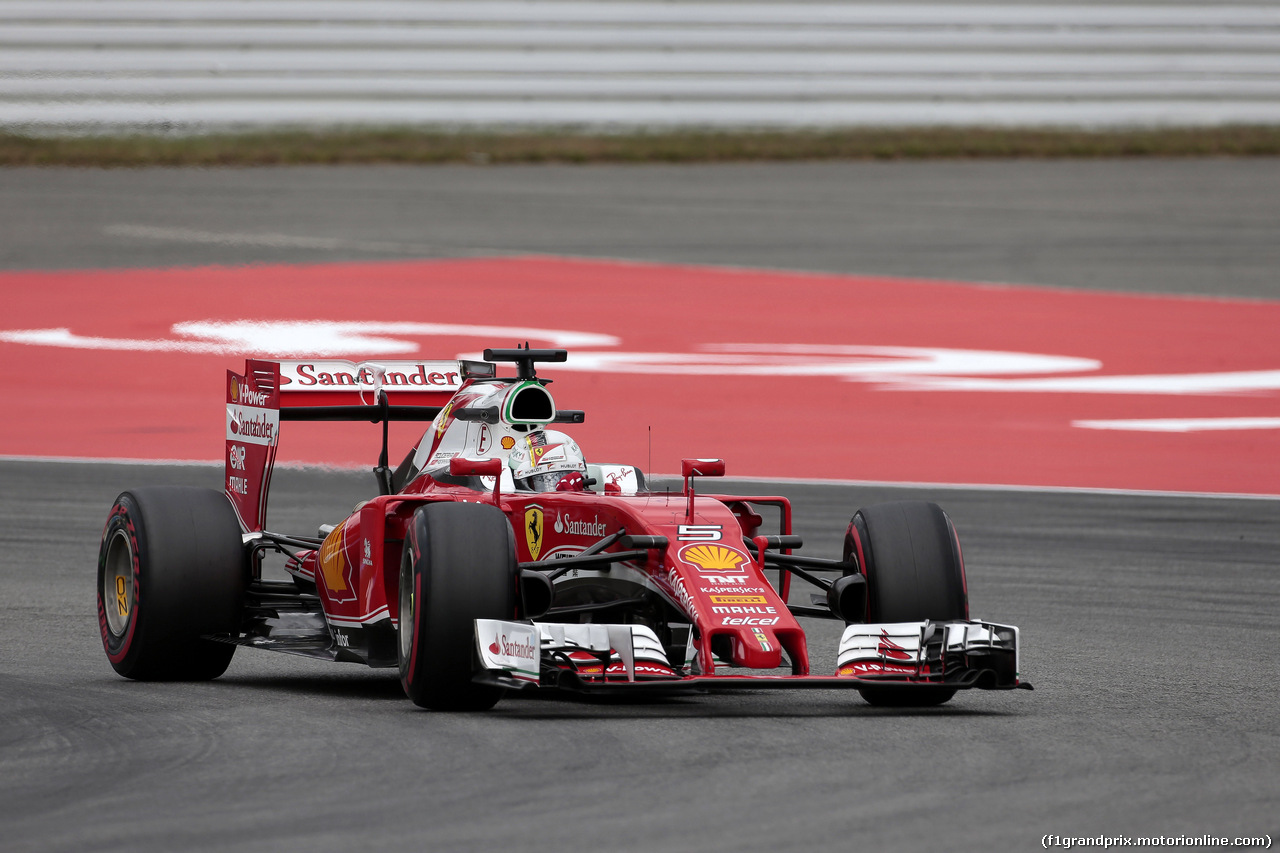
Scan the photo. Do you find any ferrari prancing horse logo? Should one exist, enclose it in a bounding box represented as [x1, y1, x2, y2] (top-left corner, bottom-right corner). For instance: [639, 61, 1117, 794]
[525, 504, 544, 561]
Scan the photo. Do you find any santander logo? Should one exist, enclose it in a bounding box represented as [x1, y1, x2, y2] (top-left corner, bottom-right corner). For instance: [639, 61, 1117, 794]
[553, 511, 608, 537]
[229, 412, 274, 441]
[489, 634, 537, 661]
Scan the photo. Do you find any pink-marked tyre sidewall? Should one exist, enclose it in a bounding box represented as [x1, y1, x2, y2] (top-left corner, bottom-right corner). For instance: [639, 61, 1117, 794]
[97, 487, 246, 680]
[398, 501, 517, 711]
[845, 501, 967, 707]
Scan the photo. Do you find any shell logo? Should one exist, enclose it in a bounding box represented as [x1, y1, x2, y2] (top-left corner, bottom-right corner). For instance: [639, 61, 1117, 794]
[318, 523, 357, 604]
[230, 375, 240, 402]
[680, 543, 749, 572]
[319, 528, 347, 592]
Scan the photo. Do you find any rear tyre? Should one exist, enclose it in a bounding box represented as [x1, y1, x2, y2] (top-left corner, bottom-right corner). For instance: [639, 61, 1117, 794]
[399, 502, 518, 711]
[97, 487, 247, 680]
[844, 501, 967, 707]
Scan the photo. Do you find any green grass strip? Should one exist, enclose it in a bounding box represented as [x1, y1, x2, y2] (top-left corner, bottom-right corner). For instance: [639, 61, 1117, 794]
[5, 126, 1280, 166]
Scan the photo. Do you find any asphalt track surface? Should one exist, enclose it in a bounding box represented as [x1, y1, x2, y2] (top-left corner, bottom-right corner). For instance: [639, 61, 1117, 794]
[4, 160, 1280, 299]
[3, 162, 1279, 850]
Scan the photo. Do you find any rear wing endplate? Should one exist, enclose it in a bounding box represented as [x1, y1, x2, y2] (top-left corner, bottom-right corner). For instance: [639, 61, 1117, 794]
[226, 358, 486, 531]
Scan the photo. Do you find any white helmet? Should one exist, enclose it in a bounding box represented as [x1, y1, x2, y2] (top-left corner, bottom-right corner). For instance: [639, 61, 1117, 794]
[508, 430, 587, 492]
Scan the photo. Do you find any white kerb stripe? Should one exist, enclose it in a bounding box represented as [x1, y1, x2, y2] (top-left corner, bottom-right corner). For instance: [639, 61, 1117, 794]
[1072, 418, 1280, 432]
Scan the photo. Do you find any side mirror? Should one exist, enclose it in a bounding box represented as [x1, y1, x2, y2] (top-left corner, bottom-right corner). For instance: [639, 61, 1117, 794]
[681, 458, 725, 521]
[680, 458, 725, 478]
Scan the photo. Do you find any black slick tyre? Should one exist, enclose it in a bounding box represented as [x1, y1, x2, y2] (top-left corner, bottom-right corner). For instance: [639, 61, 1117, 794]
[97, 487, 247, 680]
[398, 501, 518, 711]
[844, 501, 967, 707]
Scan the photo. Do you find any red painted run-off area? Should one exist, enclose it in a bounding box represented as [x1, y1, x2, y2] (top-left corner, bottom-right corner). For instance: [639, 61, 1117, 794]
[2, 256, 1278, 495]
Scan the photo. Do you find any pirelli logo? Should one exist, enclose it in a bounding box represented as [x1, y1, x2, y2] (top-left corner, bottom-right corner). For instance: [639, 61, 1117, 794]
[709, 594, 768, 605]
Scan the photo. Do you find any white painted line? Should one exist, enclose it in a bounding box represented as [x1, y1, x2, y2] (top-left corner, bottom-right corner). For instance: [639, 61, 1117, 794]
[892, 370, 1280, 395]
[1072, 417, 1280, 432]
[101, 224, 514, 258]
[0, 454, 222, 467]
[0, 316, 621, 355]
[104, 224, 414, 253]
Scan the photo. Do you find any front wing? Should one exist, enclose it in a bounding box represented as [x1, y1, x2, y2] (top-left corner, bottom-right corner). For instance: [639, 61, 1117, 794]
[473, 618, 1029, 694]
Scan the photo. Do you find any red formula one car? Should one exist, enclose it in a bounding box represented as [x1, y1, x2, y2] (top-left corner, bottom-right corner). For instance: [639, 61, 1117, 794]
[97, 348, 1029, 710]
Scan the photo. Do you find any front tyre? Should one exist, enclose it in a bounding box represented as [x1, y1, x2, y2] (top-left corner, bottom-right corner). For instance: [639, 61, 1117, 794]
[97, 487, 247, 680]
[845, 501, 967, 707]
[399, 502, 518, 711]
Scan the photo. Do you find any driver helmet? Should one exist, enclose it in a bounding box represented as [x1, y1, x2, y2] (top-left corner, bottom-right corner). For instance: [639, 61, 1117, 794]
[508, 429, 587, 492]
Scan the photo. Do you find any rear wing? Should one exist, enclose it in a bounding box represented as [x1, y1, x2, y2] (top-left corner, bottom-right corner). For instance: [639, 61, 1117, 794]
[277, 359, 474, 408]
[225, 358, 491, 531]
